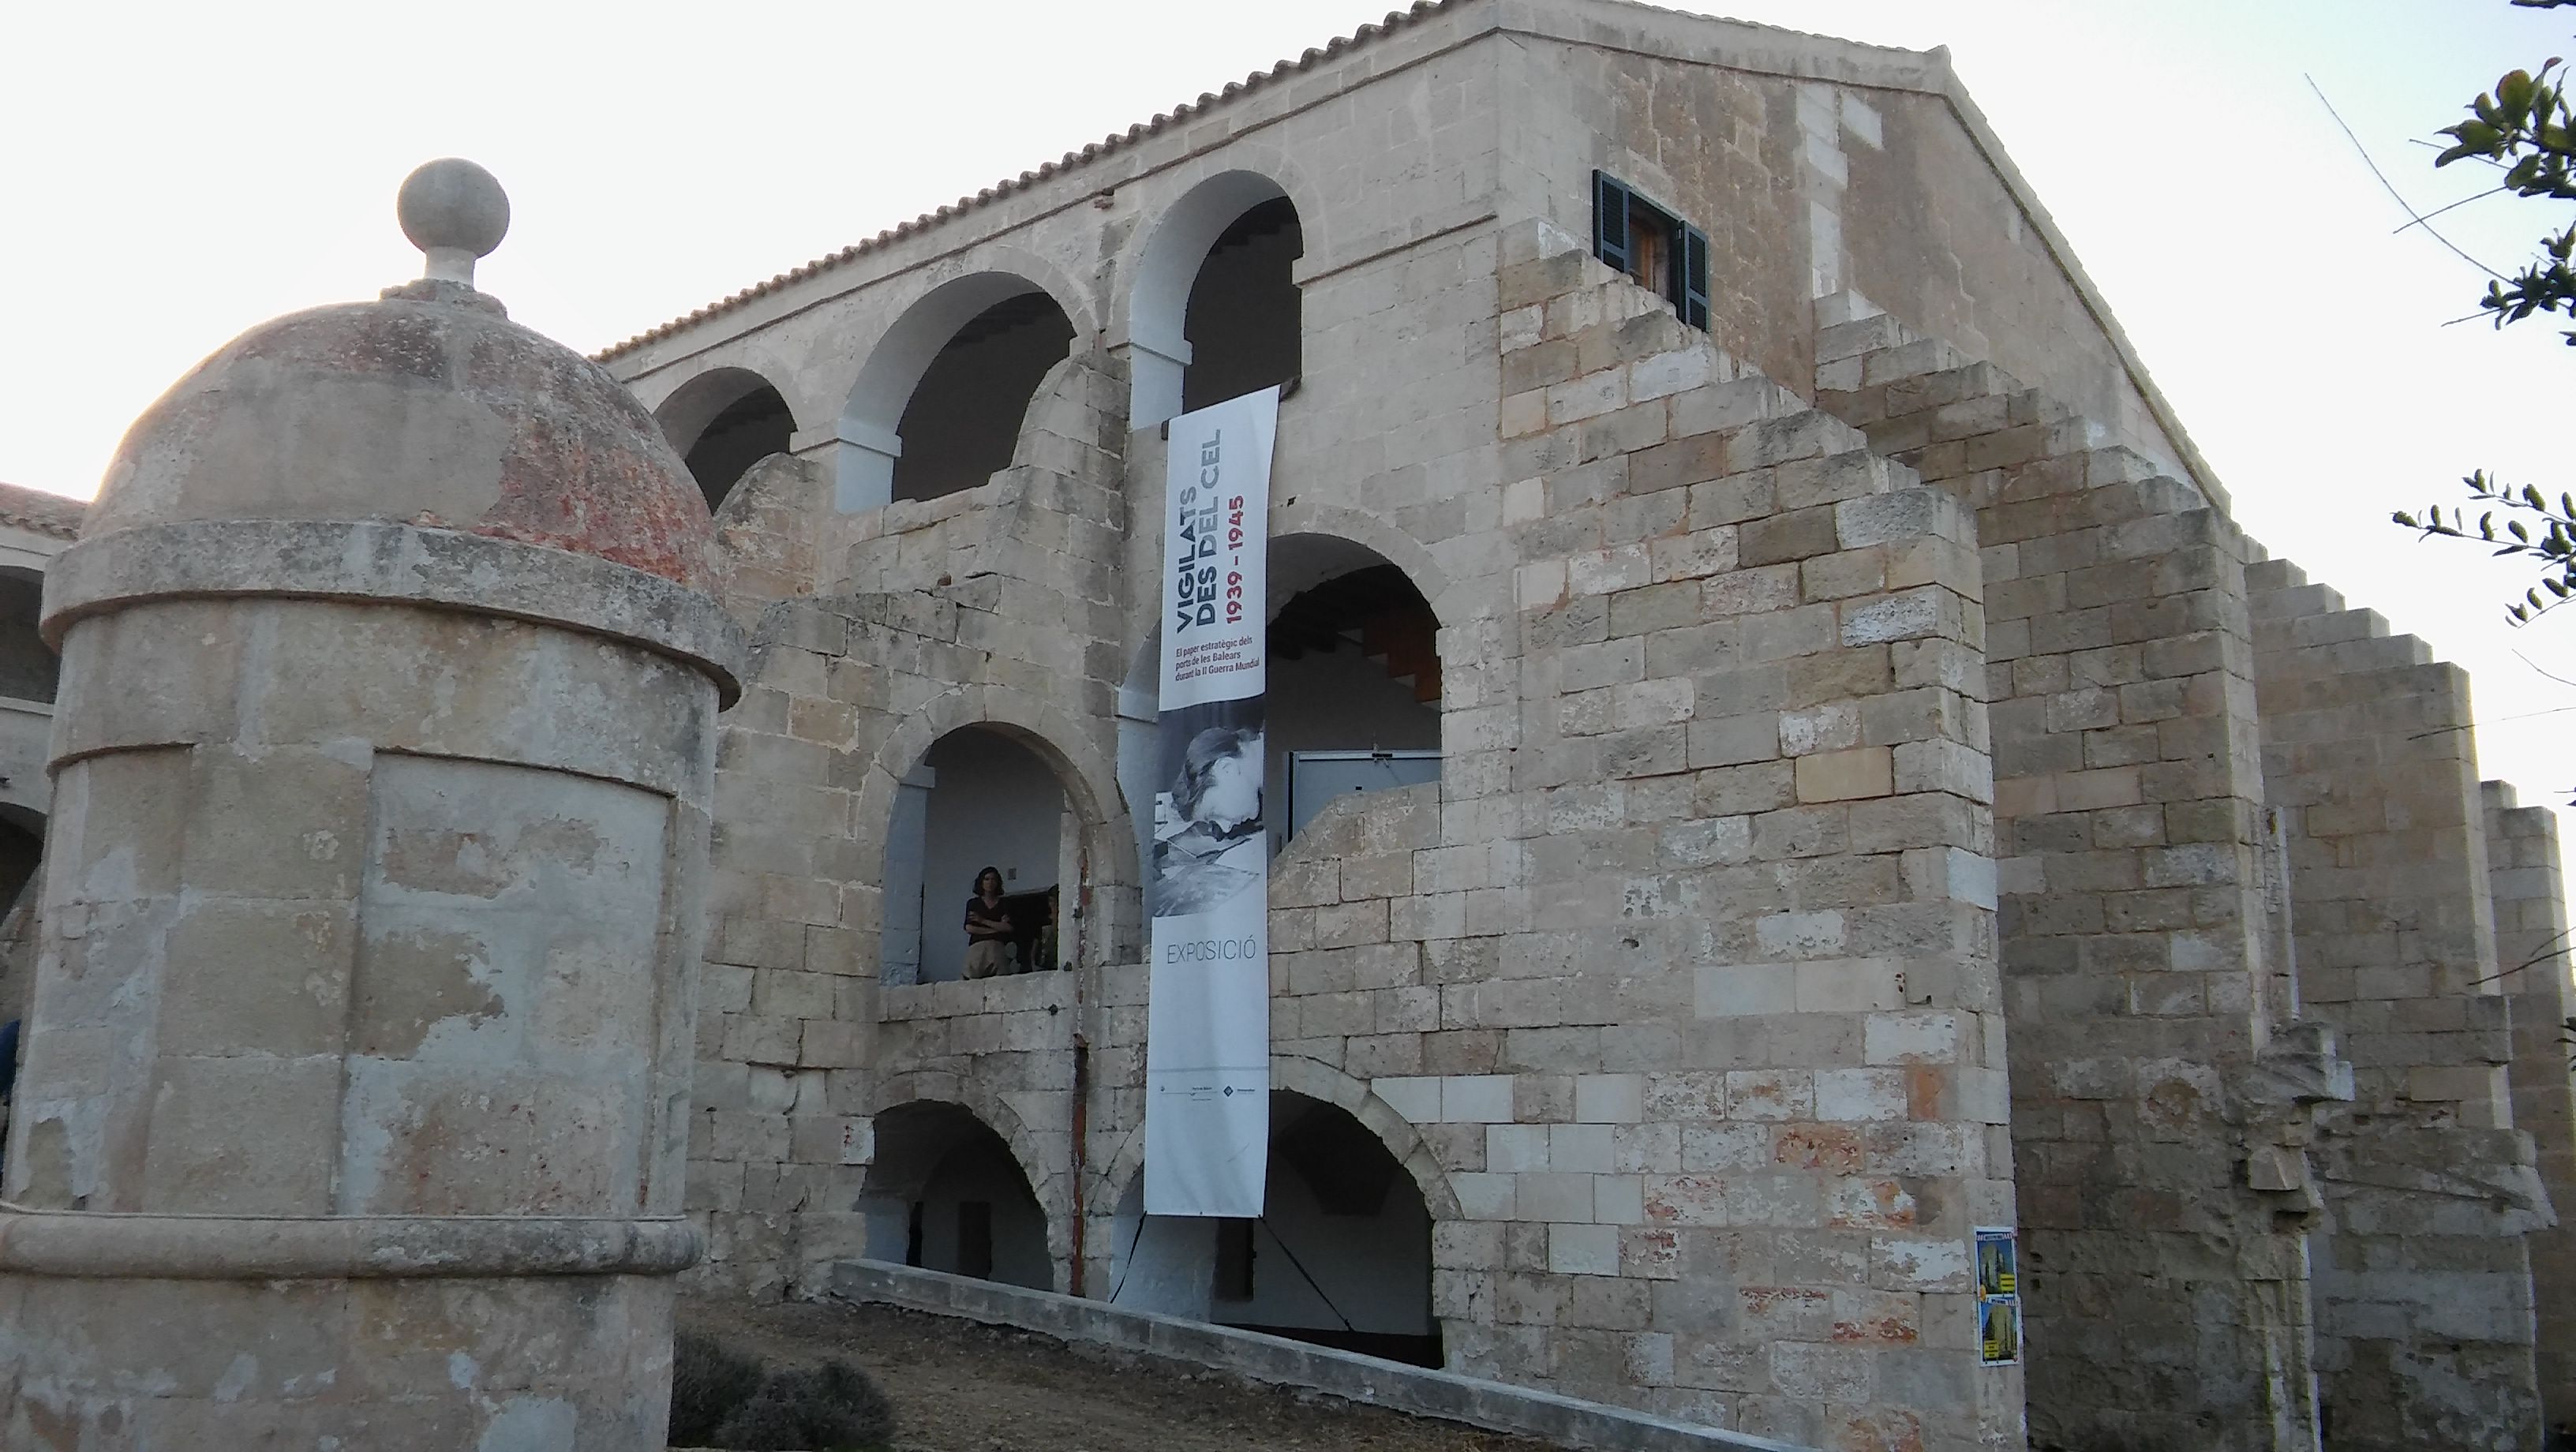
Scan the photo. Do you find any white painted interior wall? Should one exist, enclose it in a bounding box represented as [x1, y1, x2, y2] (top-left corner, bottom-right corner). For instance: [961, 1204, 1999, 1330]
[1103, 1101, 1432, 1338]
[916, 728, 1067, 982]
[1265, 644, 1439, 851]
[880, 767, 932, 984]
[1106, 1173, 1218, 1322]
[1213, 1151, 1432, 1337]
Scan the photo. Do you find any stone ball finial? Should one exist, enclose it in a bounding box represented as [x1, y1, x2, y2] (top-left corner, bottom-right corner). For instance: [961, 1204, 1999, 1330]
[398, 158, 510, 287]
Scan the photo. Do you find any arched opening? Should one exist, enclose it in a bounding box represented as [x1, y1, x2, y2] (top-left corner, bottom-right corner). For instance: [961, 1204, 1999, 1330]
[1128, 172, 1302, 428]
[837, 274, 1078, 513]
[1264, 537, 1440, 847]
[880, 725, 1075, 986]
[1117, 535, 1440, 861]
[893, 294, 1075, 503]
[861, 1100, 1050, 1289]
[1181, 197, 1302, 414]
[653, 368, 798, 511]
[1106, 1091, 1437, 1365]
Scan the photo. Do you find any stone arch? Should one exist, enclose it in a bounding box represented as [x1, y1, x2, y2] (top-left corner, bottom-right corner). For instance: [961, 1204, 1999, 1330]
[650, 365, 800, 512]
[1118, 516, 1454, 694]
[1119, 161, 1324, 428]
[1269, 1053, 1464, 1220]
[874, 1071, 1058, 1210]
[852, 682, 1132, 890]
[1267, 511, 1454, 626]
[833, 258, 1091, 512]
[866, 1075, 1062, 1289]
[652, 365, 797, 455]
[1087, 1051, 1462, 1223]
[853, 682, 1139, 982]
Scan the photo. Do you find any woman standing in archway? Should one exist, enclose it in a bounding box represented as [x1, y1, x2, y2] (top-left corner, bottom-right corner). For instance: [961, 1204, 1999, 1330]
[963, 866, 1015, 978]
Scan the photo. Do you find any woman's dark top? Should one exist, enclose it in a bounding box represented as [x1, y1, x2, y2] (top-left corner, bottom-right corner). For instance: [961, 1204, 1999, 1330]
[964, 896, 1013, 941]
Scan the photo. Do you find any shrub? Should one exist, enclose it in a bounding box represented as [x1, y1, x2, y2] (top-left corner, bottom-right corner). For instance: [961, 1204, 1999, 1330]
[668, 1331, 764, 1446]
[710, 1359, 897, 1451]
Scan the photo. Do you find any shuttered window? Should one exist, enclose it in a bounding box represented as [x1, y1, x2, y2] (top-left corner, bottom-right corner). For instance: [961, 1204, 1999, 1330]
[1592, 170, 1709, 331]
[1593, 172, 1634, 275]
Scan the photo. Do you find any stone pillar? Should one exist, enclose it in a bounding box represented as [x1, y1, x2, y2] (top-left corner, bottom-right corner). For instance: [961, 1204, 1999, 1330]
[0, 163, 742, 1447]
[2484, 780, 2576, 1434]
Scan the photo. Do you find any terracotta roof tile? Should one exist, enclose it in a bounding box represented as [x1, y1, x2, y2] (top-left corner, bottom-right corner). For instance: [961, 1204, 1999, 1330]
[593, 0, 1463, 364]
[0, 482, 86, 542]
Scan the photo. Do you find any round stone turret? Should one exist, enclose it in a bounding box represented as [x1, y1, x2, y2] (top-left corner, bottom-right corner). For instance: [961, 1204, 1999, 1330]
[78, 164, 720, 596]
[1, 164, 740, 1447]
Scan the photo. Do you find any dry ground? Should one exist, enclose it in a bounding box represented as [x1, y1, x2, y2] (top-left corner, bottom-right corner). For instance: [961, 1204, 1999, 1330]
[677, 1294, 1560, 1452]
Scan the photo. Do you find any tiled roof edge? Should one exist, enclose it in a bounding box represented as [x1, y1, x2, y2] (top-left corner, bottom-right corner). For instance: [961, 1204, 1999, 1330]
[0, 482, 87, 541]
[591, 0, 1469, 364]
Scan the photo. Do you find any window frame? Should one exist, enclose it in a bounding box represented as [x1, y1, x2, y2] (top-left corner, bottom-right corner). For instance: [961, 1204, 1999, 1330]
[1593, 170, 1710, 331]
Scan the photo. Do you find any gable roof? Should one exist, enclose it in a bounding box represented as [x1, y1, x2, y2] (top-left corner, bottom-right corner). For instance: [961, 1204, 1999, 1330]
[588, 0, 2221, 508]
[593, 0, 1471, 363]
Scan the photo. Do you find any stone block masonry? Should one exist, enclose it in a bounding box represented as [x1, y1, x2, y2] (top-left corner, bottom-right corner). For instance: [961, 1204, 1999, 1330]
[582, 7, 2574, 1450]
[1309, 229, 2027, 1452]
[1, 170, 739, 1447]
[2248, 558, 2550, 1451]
[1818, 304, 2331, 1452]
[2485, 780, 2576, 1434]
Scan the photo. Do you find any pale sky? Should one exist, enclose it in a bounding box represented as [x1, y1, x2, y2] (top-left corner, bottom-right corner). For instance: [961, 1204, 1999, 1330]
[4, 1, 2570, 834]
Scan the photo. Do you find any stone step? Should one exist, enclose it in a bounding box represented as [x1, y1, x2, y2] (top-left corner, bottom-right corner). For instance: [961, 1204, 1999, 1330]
[1881, 359, 2010, 412]
[2249, 581, 2346, 621]
[2254, 618, 2437, 678]
[2256, 605, 2391, 652]
[1858, 335, 1976, 388]
[1816, 309, 1908, 364]
[2244, 556, 2305, 592]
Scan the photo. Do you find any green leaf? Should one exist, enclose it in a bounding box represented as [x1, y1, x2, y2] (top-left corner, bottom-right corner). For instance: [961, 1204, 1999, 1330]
[2503, 69, 2537, 118]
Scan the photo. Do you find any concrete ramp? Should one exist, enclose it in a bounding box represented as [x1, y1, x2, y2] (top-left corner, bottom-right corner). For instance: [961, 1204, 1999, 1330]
[829, 1259, 1810, 1452]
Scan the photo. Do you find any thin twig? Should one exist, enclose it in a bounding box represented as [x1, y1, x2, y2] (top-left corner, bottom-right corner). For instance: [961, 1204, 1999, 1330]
[2514, 649, 2576, 692]
[2470, 925, 2576, 988]
[2309, 75, 2510, 280]
[2394, 183, 2511, 233]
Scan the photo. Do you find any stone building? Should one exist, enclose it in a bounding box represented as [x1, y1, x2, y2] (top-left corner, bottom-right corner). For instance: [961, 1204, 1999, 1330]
[2, 2, 2568, 1450]
[576, 2, 2574, 1449]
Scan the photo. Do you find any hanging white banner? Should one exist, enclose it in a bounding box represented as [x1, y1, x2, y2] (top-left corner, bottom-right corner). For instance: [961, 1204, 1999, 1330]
[1144, 385, 1279, 1218]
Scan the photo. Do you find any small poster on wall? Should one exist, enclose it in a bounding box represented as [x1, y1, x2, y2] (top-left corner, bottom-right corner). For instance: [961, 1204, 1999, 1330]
[1975, 1226, 2022, 1367]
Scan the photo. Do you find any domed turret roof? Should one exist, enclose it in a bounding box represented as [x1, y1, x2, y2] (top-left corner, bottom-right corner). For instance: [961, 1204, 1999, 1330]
[84, 160, 717, 589]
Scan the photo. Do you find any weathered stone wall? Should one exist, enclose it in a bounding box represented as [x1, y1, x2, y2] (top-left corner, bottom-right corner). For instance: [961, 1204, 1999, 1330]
[1441, 236, 2016, 1448]
[2247, 559, 2548, 1451]
[1494, 7, 2196, 488]
[1814, 307, 2331, 1452]
[671, 204, 2026, 1447]
[3, 579, 722, 1444]
[2485, 780, 2576, 1434]
[594, 6, 2570, 1450]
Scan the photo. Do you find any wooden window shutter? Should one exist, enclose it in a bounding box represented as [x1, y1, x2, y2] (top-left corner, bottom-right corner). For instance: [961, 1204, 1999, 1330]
[1680, 224, 1711, 330]
[1593, 171, 1631, 275]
